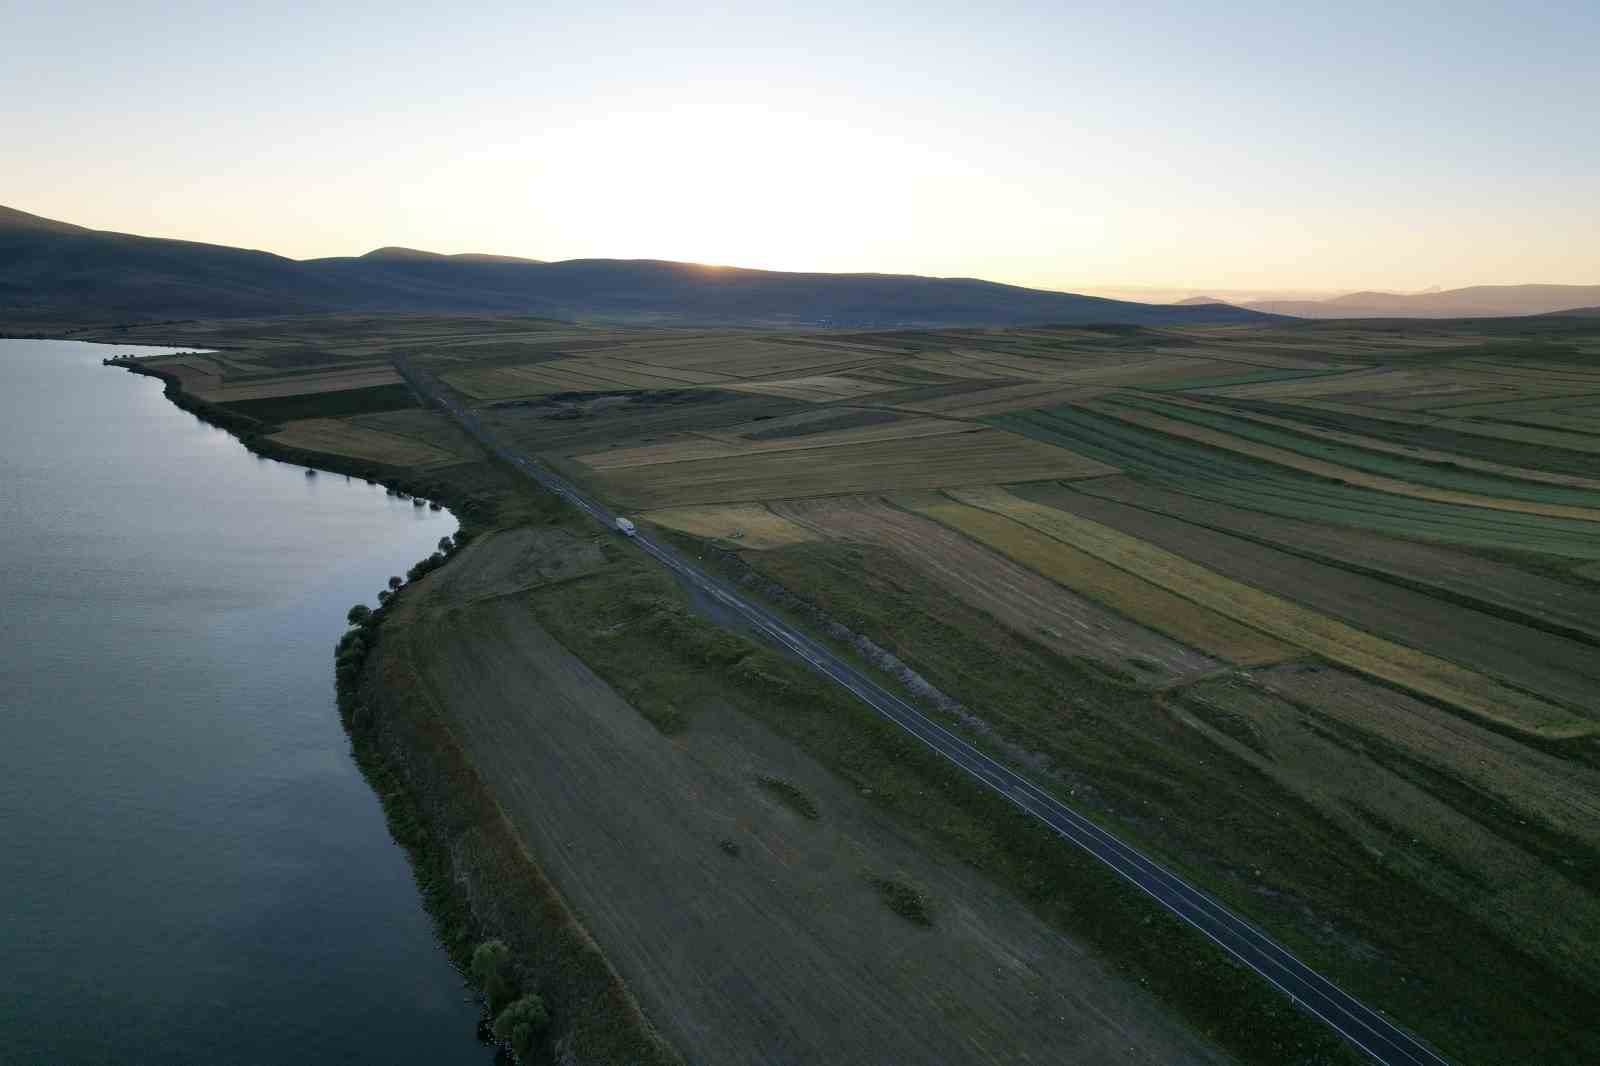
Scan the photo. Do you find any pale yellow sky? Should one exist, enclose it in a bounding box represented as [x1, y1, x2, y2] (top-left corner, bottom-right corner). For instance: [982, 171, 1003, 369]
[6, 2, 1597, 295]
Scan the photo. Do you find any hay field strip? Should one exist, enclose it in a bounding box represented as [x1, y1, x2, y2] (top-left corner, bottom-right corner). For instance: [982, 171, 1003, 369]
[986, 407, 1600, 558]
[1198, 397, 1600, 479]
[589, 429, 1117, 509]
[1197, 366, 1478, 402]
[950, 486, 1592, 738]
[1137, 346, 1354, 371]
[1109, 394, 1600, 503]
[584, 357, 727, 385]
[1150, 394, 1600, 490]
[898, 383, 1112, 417]
[1432, 390, 1600, 419]
[769, 494, 1224, 681]
[1076, 475, 1600, 646]
[898, 494, 1297, 666]
[577, 417, 983, 470]
[199, 366, 402, 403]
[722, 375, 904, 402]
[1140, 366, 1356, 393]
[1088, 398, 1600, 521]
[267, 417, 464, 468]
[639, 503, 820, 549]
[1180, 671, 1600, 993]
[1251, 664, 1600, 852]
[1293, 400, 1600, 454]
[1012, 481, 1600, 711]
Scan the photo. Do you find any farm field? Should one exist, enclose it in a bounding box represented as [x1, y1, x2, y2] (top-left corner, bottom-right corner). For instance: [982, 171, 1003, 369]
[266, 417, 467, 468]
[990, 404, 1600, 558]
[1084, 397, 1600, 520]
[379, 525, 1232, 1066]
[72, 309, 1600, 1065]
[640, 502, 819, 549]
[1009, 481, 1600, 711]
[897, 492, 1298, 666]
[766, 494, 1222, 682]
[948, 485, 1590, 737]
[586, 429, 1116, 509]
[1073, 475, 1600, 644]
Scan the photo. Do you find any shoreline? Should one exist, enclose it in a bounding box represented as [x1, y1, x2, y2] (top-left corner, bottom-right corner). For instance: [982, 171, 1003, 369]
[107, 354, 678, 1065]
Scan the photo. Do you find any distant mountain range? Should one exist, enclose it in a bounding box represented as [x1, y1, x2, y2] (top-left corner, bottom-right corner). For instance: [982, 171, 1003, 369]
[0, 205, 1274, 329]
[1245, 284, 1600, 319]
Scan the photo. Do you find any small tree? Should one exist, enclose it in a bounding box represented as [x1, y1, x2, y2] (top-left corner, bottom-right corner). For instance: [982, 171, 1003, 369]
[470, 940, 516, 1014]
[346, 604, 372, 627]
[377, 589, 392, 605]
[438, 536, 454, 554]
[493, 994, 549, 1059]
[388, 575, 404, 590]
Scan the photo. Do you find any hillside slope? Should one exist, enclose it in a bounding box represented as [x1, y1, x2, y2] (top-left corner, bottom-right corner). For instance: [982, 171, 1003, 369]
[0, 204, 1276, 328]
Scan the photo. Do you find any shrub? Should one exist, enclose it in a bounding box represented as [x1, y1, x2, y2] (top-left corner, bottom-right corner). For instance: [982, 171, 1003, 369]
[870, 877, 932, 926]
[470, 939, 516, 1013]
[756, 776, 820, 820]
[493, 994, 550, 1059]
[346, 604, 372, 627]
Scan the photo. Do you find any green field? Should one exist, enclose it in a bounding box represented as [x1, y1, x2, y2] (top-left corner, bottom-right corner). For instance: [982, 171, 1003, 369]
[988, 404, 1600, 558]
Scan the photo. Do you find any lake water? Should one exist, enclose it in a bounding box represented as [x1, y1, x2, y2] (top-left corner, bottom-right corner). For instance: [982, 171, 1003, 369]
[0, 340, 488, 1063]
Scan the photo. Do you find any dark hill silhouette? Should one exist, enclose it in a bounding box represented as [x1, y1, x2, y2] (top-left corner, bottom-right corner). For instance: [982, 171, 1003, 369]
[361, 246, 545, 265]
[1249, 284, 1600, 319]
[1, 204, 1278, 327]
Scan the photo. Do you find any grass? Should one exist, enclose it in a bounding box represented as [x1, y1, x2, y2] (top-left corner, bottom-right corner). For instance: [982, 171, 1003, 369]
[987, 404, 1600, 558]
[690, 529, 1600, 1065]
[950, 485, 1592, 738]
[640, 503, 819, 549]
[1110, 394, 1600, 505]
[217, 382, 419, 421]
[589, 428, 1115, 509]
[900, 492, 1298, 666]
[1093, 397, 1600, 521]
[267, 418, 463, 468]
[521, 544, 1361, 1065]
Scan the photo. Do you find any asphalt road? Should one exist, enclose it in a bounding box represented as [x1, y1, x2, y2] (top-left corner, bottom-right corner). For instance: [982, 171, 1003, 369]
[394, 356, 1452, 1066]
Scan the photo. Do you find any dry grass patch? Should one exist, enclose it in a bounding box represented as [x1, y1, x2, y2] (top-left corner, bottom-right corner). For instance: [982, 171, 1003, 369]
[591, 429, 1115, 509]
[640, 504, 819, 549]
[577, 417, 977, 470]
[1178, 669, 1600, 989]
[952, 486, 1593, 737]
[267, 418, 464, 468]
[197, 366, 400, 403]
[900, 494, 1296, 666]
[771, 495, 1220, 682]
[722, 375, 902, 402]
[1152, 393, 1600, 491]
[1090, 401, 1600, 522]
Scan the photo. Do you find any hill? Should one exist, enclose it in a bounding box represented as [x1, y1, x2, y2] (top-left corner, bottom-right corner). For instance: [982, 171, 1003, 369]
[1250, 283, 1600, 319]
[0, 204, 1276, 328]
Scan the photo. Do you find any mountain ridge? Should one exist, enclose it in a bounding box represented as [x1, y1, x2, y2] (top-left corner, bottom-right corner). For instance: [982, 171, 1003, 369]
[0, 204, 1277, 328]
[1249, 283, 1600, 319]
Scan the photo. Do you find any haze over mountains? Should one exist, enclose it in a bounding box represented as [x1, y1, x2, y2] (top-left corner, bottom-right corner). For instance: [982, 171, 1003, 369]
[1243, 285, 1600, 319]
[4, 204, 1594, 328]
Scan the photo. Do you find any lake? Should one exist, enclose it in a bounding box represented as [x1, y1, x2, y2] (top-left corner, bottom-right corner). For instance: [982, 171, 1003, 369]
[0, 340, 488, 1063]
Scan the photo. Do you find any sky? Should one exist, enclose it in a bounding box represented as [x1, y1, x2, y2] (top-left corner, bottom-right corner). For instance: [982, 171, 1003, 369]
[5, 1, 1597, 298]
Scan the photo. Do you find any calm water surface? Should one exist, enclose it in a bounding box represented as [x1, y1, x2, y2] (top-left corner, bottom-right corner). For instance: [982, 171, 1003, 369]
[0, 340, 487, 1063]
